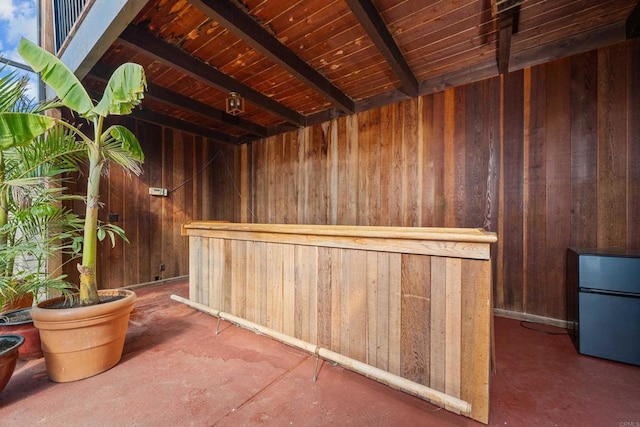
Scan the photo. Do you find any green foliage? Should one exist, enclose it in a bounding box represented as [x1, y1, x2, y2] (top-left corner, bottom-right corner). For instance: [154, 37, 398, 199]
[0, 112, 55, 150]
[0, 62, 85, 307]
[13, 37, 147, 306]
[17, 37, 93, 117]
[97, 223, 129, 248]
[93, 64, 147, 117]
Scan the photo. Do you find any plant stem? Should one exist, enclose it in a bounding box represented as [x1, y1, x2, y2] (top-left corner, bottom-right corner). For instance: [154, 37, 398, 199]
[78, 118, 103, 305]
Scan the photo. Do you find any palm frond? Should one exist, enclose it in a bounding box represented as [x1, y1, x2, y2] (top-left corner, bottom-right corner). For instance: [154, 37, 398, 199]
[0, 69, 28, 113]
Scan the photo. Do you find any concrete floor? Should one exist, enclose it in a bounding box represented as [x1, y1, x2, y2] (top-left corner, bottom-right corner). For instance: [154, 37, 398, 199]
[1, 280, 639, 426]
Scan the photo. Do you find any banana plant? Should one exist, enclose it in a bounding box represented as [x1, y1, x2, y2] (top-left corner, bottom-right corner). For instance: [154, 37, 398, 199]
[0, 65, 85, 308]
[3, 37, 147, 306]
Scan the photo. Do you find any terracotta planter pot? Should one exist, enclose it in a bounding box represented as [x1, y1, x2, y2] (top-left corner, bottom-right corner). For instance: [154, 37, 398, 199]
[0, 308, 42, 360]
[31, 289, 136, 383]
[0, 335, 25, 393]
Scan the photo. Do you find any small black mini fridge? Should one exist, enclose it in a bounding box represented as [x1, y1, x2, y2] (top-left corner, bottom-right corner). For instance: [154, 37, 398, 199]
[567, 248, 640, 366]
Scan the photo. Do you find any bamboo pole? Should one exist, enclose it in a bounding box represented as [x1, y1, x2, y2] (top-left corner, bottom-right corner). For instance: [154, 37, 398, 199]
[170, 294, 472, 414]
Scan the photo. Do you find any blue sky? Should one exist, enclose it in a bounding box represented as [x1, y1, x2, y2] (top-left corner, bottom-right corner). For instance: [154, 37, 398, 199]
[0, 0, 39, 100]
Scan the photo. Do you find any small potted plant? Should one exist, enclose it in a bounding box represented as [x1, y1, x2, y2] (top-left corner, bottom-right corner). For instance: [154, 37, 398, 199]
[0, 38, 147, 382]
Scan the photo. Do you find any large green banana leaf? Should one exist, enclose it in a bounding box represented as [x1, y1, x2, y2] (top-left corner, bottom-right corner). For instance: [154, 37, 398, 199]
[93, 63, 146, 117]
[17, 37, 93, 117]
[18, 38, 146, 120]
[101, 125, 144, 176]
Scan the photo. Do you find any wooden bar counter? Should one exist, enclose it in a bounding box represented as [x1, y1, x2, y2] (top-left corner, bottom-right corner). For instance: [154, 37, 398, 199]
[182, 222, 497, 423]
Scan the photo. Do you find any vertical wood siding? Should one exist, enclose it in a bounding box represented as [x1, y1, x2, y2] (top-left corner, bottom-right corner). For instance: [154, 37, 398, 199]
[75, 39, 638, 321]
[63, 119, 240, 289]
[237, 39, 639, 320]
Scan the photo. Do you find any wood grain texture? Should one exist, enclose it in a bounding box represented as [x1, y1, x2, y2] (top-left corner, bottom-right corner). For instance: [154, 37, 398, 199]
[444, 257, 462, 412]
[544, 58, 572, 318]
[400, 254, 430, 385]
[429, 256, 446, 393]
[597, 43, 627, 248]
[233, 43, 640, 322]
[387, 252, 402, 377]
[501, 70, 525, 313]
[185, 223, 493, 423]
[460, 259, 491, 423]
[66, 39, 639, 326]
[570, 50, 598, 248]
[63, 118, 239, 289]
[628, 39, 640, 248]
[524, 65, 547, 315]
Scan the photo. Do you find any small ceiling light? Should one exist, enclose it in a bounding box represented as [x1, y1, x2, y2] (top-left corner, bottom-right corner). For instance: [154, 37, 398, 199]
[226, 91, 244, 115]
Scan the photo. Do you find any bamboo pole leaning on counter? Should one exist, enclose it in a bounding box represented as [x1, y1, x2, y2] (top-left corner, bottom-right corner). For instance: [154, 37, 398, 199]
[170, 294, 472, 414]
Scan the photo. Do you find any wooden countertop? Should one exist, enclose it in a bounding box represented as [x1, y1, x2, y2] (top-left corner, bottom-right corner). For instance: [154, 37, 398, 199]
[182, 222, 497, 260]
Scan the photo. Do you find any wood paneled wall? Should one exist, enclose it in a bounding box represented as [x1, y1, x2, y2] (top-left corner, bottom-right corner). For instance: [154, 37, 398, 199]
[237, 39, 639, 321]
[72, 39, 638, 321]
[63, 118, 241, 289]
[242, 81, 502, 230]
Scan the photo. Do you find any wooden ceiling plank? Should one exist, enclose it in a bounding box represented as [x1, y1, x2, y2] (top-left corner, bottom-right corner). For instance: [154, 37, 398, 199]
[118, 24, 306, 127]
[382, 1, 485, 47]
[299, 31, 390, 78]
[415, 44, 497, 83]
[626, 0, 640, 38]
[303, 44, 399, 96]
[409, 26, 498, 77]
[189, 0, 356, 114]
[512, 1, 633, 52]
[102, 0, 637, 144]
[244, 0, 302, 28]
[397, 5, 496, 64]
[343, 0, 418, 97]
[89, 63, 268, 138]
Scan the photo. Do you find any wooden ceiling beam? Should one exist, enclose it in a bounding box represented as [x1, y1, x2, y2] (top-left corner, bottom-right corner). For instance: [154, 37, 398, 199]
[118, 25, 306, 127]
[627, 1, 640, 38]
[147, 84, 268, 138]
[132, 109, 241, 144]
[510, 21, 625, 71]
[344, 0, 418, 98]
[497, 10, 515, 74]
[496, 4, 521, 74]
[89, 63, 268, 138]
[189, 0, 355, 114]
[491, 0, 524, 16]
[88, 87, 240, 142]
